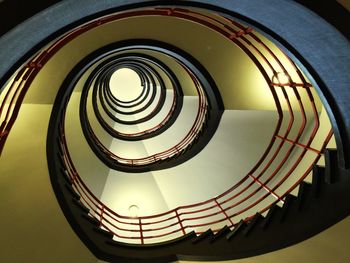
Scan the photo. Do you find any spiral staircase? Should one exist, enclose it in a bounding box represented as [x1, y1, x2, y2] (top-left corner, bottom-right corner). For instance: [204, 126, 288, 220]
[1, 1, 350, 263]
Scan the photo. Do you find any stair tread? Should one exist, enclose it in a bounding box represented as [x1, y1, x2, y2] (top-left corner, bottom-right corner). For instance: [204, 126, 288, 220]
[93, 226, 114, 239]
[227, 220, 247, 240]
[244, 213, 264, 236]
[211, 226, 231, 243]
[72, 198, 89, 213]
[262, 204, 283, 229]
[281, 195, 297, 222]
[297, 181, 312, 210]
[192, 229, 214, 244]
[82, 213, 100, 226]
[312, 165, 326, 197]
[325, 149, 338, 184]
[64, 182, 80, 200]
[59, 167, 73, 185]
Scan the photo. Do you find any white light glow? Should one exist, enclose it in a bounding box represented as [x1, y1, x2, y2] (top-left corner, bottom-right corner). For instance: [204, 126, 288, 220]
[109, 68, 142, 101]
[129, 205, 140, 217]
[272, 71, 290, 85]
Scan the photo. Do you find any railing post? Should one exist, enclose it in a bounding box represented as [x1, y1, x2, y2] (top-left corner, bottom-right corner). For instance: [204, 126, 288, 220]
[99, 206, 105, 226]
[214, 199, 234, 227]
[72, 171, 78, 182]
[0, 130, 8, 137]
[139, 218, 144, 244]
[175, 210, 186, 235]
[248, 174, 283, 203]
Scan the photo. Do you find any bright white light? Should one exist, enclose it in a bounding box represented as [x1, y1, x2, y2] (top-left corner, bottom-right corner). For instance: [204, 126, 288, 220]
[109, 68, 142, 101]
[129, 205, 139, 217]
[272, 71, 290, 85]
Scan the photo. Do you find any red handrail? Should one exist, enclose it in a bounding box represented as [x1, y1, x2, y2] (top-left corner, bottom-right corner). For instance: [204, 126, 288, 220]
[0, 6, 335, 245]
[60, 8, 334, 244]
[97, 64, 180, 138]
[84, 63, 208, 165]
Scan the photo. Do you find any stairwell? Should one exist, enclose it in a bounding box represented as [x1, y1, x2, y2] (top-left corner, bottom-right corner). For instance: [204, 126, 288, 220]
[1, 1, 350, 263]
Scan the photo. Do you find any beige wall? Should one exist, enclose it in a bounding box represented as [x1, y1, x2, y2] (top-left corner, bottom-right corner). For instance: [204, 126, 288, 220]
[65, 92, 111, 198]
[0, 104, 96, 263]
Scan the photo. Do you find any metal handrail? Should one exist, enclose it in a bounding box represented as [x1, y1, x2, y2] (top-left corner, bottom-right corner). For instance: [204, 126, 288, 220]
[84, 63, 208, 165]
[58, 8, 334, 244]
[1, 6, 335, 244]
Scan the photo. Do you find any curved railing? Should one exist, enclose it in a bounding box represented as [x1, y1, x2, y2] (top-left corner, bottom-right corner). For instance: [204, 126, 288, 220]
[82, 55, 208, 166]
[102, 64, 153, 113]
[94, 58, 166, 126]
[0, 51, 48, 155]
[1, 5, 336, 245]
[92, 56, 181, 139]
[104, 66, 147, 106]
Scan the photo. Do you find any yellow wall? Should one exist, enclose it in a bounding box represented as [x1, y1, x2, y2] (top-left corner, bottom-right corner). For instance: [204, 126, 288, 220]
[0, 104, 96, 263]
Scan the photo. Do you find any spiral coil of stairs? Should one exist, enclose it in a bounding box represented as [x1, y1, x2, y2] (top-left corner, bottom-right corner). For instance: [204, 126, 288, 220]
[0, 1, 350, 263]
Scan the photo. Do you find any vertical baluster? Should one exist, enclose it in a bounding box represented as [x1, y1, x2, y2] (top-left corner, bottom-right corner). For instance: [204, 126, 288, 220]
[139, 218, 144, 244]
[175, 210, 186, 235]
[214, 199, 234, 227]
[99, 206, 105, 226]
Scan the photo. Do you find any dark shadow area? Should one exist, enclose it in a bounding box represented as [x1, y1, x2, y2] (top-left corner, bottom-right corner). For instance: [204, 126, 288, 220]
[0, 1, 349, 40]
[0, 0, 61, 36]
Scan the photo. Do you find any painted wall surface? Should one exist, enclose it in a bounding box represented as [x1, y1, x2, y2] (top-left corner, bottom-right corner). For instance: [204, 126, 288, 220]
[91, 108, 280, 241]
[0, 2, 345, 261]
[92, 107, 330, 235]
[65, 92, 111, 198]
[0, 104, 95, 263]
[150, 109, 278, 209]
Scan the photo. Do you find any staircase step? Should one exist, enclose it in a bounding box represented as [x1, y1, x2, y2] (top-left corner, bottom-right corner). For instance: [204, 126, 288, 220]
[296, 181, 312, 210]
[93, 226, 114, 239]
[312, 165, 325, 197]
[56, 152, 66, 169]
[244, 213, 264, 236]
[64, 182, 80, 200]
[72, 198, 90, 214]
[56, 137, 64, 156]
[280, 195, 297, 222]
[325, 149, 338, 184]
[210, 226, 231, 243]
[82, 213, 101, 227]
[262, 204, 283, 229]
[59, 167, 73, 185]
[227, 220, 247, 240]
[192, 229, 214, 244]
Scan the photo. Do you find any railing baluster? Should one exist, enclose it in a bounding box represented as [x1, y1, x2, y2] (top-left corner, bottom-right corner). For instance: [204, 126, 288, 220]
[175, 210, 186, 235]
[6, 6, 333, 245]
[275, 134, 321, 154]
[248, 174, 284, 203]
[214, 199, 234, 227]
[139, 218, 144, 244]
[100, 206, 105, 226]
